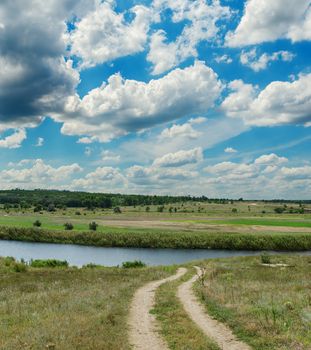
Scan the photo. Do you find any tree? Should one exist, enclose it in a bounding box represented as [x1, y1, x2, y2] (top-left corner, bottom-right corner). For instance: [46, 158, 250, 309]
[64, 222, 74, 230]
[89, 221, 98, 231]
[33, 220, 42, 227]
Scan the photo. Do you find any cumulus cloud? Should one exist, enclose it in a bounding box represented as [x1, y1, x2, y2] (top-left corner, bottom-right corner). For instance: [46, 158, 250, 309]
[254, 153, 288, 165]
[148, 0, 231, 74]
[0, 129, 26, 149]
[226, 0, 311, 47]
[214, 54, 233, 64]
[71, 167, 126, 191]
[57, 61, 222, 142]
[101, 150, 120, 163]
[221, 73, 311, 126]
[1, 159, 82, 188]
[224, 147, 237, 153]
[159, 117, 206, 140]
[69, 2, 155, 69]
[240, 49, 295, 72]
[0, 0, 81, 131]
[153, 147, 203, 167]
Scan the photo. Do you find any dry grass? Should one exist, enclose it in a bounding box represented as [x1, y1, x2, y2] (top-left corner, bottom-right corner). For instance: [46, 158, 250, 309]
[195, 255, 311, 350]
[0, 258, 175, 350]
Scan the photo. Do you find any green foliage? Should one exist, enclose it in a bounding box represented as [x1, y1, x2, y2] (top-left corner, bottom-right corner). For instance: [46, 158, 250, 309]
[13, 261, 27, 272]
[274, 207, 284, 214]
[64, 222, 74, 230]
[1, 226, 311, 251]
[232, 208, 238, 213]
[113, 207, 122, 214]
[122, 260, 146, 268]
[33, 219, 42, 227]
[260, 253, 271, 264]
[89, 221, 98, 231]
[30, 259, 68, 268]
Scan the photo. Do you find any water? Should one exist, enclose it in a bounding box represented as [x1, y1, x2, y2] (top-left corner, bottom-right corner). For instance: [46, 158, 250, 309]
[0, 240, 310, 267]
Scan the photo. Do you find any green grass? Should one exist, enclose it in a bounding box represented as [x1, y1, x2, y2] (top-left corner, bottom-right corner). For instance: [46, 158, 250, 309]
[198, 218, 311, 228]
[0, 256, 175, 350]
[153, 268, 220, 350]
[1, 225, 311, 251]
[194, 255, 311, 350]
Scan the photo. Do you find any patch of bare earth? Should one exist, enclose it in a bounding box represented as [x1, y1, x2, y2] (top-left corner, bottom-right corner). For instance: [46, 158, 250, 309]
[177, 267, 252, 350]
[128, 268, 187, 350]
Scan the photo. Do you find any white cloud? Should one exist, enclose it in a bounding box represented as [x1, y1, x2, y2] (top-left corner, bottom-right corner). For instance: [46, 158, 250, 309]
[35, 137, 44, 147]
[1, 159, 82, 187]
[214, 54, 233, 64]
[57, 61, 222, 142]
[71, 166, 126, 191]
[224, 147, 237, 153]
[69, 2, 155, 69]
[153, 147, 203, 167]
[240, 49, 295, 72]
[159, 117, 206, 140]
[0, 129, 26, 149]
[148, 0, 231, 74]
[84, 147, 92, 156]
[254, 153, 288, 165]
[222, 73, 311, 126]
[226, 0, 311, 47]
[101, 150, 120, 162]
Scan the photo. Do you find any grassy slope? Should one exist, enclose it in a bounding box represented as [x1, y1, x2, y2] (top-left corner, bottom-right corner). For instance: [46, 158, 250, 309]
[194, 255, 311, 350]
[0, 258, 175, 350]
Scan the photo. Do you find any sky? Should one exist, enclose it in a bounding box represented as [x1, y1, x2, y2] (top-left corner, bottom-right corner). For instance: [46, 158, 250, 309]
[0, 0, 310, 199]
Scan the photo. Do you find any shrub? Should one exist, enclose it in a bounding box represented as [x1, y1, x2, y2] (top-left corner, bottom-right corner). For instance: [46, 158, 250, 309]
[30, 259, 68, 268]
[274, 207, 284, 214]
[232, 208, 238, 213]
[13, 262, 27, 272]
[113, 207, 122, 214]
[64, 222, 74, 230]
[122, 260, 146, 268]
[4, 256, 15, 266]
[75, 211, 81, 215]
[145, 206, 150, 212]
[33, 220, 42, 227]
[261, 253, 271, 264]
[89, 221, 98, 231]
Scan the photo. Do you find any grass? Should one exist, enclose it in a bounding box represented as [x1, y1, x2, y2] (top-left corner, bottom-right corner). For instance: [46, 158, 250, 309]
[1, 225, 311, 251]
[194, 255, 311, 350]
[193, 218, 311, 228]
[0, 256, 175, 350]
[153, 268, 220, 350]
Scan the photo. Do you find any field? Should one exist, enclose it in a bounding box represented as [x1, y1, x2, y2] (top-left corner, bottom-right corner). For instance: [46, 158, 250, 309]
[1, 255, 310, 349]
[0, 200, 310, 251]
[194, 255, 311, 349]
[0, 256, 175, 350]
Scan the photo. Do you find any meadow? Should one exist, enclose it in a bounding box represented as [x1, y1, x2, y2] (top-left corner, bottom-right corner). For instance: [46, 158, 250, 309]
[0, 256, 175, 350]
[1, 255, 310, 349]
[194, 255, 311, 350]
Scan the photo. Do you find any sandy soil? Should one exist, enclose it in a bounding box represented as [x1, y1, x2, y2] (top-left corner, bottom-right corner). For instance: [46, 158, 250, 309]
[177, 267, 252, 350]
[128, 268, 187, 350]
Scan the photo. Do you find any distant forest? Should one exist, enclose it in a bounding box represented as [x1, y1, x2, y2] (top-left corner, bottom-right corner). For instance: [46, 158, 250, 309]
[0, 189, 310, 209]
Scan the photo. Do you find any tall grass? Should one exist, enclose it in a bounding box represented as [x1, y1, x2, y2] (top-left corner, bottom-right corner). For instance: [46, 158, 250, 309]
[0, 226, 311, 250]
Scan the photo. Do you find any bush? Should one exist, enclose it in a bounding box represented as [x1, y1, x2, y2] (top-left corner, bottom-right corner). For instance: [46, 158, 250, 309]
[261, 253, 271, 264]
[113, 207, 122, 214]
[232, 208, 237, 213]
[64, 222, 74, 230]
[75, 211, 81, 215]
[274, 207, 284, 214]
[30, 259, 69, 268]
[13, 262, 27, 272]
[33, 220, 42, 227]
[4, 256, 15, 266]
[89, 221, 98, 231]
[122, 260, 146, 268]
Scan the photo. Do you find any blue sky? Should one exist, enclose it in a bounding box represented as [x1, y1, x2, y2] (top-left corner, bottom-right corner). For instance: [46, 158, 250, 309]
[0, 0, 310, 198]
